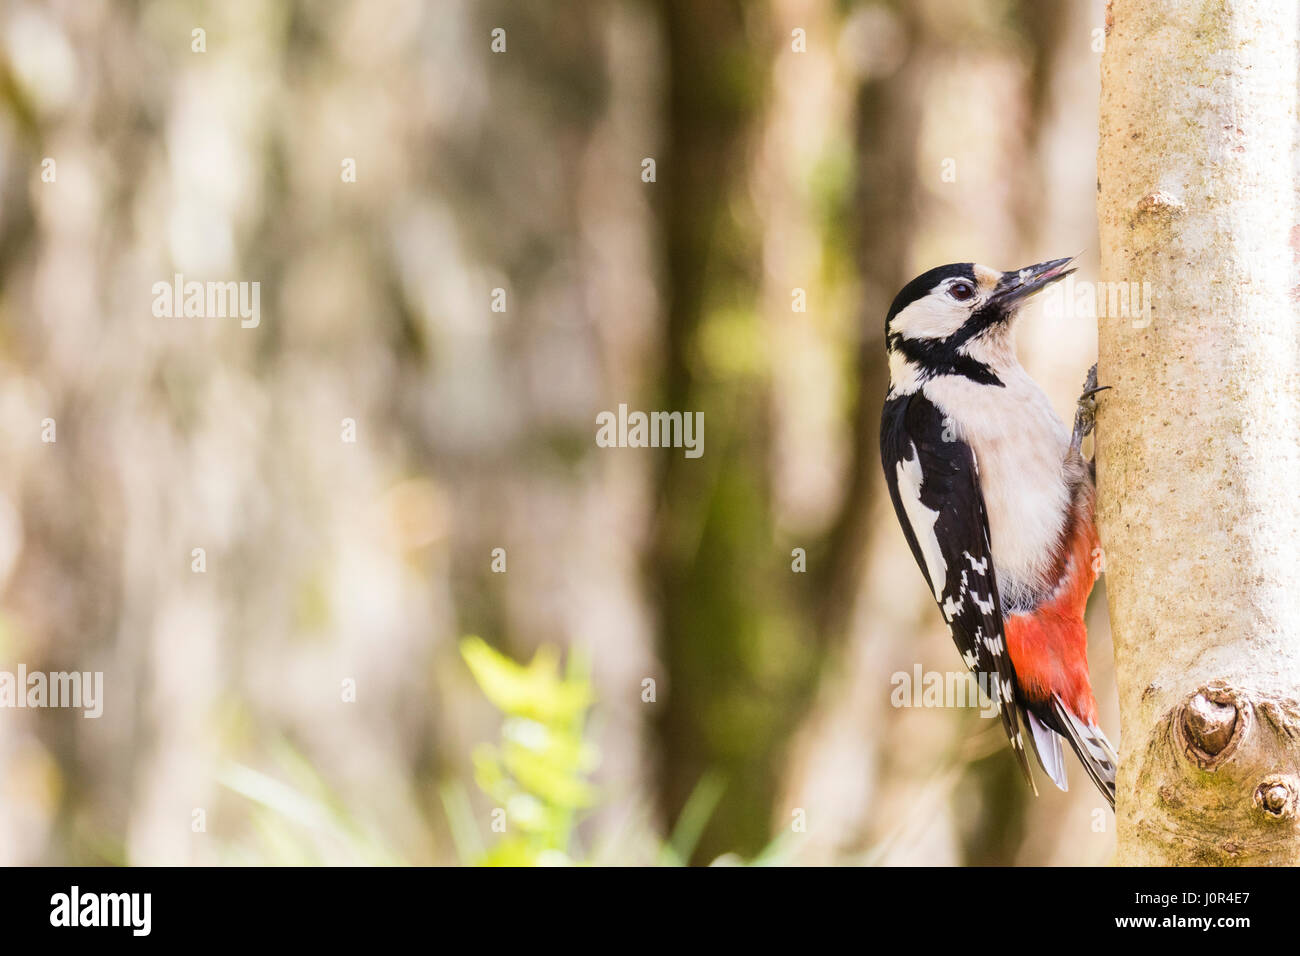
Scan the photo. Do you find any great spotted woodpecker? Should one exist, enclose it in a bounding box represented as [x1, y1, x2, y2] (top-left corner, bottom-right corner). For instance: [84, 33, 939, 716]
[880, 258, 1118, 807]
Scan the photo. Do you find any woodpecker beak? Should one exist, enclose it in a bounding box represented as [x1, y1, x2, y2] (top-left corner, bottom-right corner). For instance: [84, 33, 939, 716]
[992, 257, 1076, 308]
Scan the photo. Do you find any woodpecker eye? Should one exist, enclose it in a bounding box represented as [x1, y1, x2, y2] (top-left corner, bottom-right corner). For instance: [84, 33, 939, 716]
[948, 280, 975, 302]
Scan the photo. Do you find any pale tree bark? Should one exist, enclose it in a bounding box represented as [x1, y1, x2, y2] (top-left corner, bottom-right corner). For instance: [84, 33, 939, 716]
[1098, 0, 1300, 865]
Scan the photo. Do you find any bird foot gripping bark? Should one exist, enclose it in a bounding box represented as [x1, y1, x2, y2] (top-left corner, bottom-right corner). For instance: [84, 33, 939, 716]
[1070, 363, 1109, 454]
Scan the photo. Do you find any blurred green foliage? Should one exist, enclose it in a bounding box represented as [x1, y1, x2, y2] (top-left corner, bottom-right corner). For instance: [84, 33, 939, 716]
[219, 638, 800, 866]
[220, 741, 407, 865]
[456, 636, 799, 867]
[458, 636, 599, 866]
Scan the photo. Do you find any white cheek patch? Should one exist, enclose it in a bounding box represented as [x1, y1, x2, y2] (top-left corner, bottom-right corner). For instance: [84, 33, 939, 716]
[891, 296, 969, 341]
[895, 444, 946, 602]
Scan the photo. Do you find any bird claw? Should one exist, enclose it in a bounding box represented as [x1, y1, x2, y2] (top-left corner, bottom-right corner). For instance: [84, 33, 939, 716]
[1071, 364, 1109, 452]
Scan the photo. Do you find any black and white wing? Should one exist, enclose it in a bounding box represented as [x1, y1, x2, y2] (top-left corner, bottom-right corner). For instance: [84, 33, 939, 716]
[880, 391, 1034, 788]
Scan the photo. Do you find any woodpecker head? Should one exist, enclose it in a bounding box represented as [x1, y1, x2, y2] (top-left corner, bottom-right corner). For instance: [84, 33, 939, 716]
[885, 257, 1074, 389]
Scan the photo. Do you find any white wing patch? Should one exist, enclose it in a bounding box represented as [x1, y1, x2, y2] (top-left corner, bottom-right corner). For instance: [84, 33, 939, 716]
[970, 590, 995, 615]
[895, 444, 946, 601]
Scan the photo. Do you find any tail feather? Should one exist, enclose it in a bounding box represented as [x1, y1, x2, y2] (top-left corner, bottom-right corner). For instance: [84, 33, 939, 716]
[1051, 693, 1117, 808]
[1024, 707, 1068, 793]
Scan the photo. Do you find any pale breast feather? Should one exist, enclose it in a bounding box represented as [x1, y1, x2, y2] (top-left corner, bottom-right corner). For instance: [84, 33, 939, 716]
[920, 365, 1072, 611]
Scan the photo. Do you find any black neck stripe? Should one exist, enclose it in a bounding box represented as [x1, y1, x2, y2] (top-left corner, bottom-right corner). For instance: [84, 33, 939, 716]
[889, 333, 1004, 387]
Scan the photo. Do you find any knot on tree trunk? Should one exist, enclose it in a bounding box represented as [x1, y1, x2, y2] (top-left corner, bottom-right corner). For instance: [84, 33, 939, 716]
[1254, 778, 1298, 820]
[1135, 683, 1300, 865]
[1179, 689, 1244, 768]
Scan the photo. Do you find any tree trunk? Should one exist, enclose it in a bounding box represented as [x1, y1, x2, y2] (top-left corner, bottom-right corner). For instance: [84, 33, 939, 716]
[1097, 0, 1300, 865]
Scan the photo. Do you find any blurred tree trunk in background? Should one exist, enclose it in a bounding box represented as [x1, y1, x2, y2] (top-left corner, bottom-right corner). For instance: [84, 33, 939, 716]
[651, 0, 806, 862]
[812, 3, 915, 660]
[1098, 0, 1300, 865]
